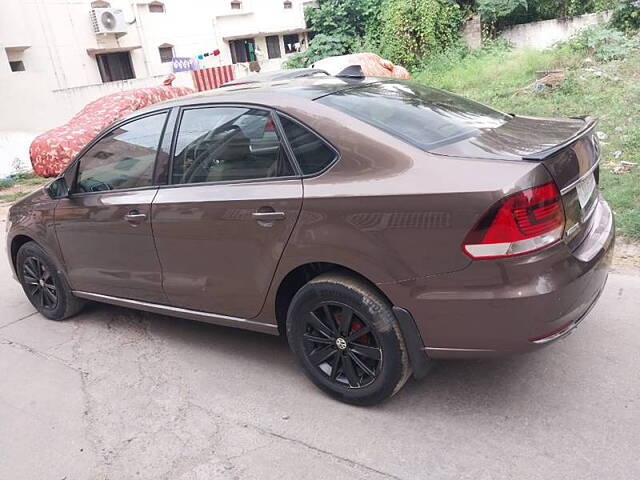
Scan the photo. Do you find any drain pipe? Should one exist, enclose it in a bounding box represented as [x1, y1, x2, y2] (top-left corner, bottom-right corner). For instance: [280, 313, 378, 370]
[131, 1, 151, 78]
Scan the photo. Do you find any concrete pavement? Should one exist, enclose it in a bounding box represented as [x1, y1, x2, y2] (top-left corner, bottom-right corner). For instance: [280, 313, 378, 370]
[1, 225, 639, 479]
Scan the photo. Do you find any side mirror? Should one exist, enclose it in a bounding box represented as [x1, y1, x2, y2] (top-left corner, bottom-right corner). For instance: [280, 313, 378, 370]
[45, 160, 78, 199]
[45, 177, 69, 199]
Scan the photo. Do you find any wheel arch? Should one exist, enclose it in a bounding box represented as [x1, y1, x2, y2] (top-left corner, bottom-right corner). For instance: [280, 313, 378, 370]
[10, 234, 35, 273]
[274, 261, 393, 336]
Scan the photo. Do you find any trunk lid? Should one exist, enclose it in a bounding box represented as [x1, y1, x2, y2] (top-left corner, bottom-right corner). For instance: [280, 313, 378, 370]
[431, 115, 601, 249]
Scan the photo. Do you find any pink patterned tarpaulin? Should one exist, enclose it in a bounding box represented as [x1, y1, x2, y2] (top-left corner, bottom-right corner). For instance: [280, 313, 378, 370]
[29, 76, 194, 177]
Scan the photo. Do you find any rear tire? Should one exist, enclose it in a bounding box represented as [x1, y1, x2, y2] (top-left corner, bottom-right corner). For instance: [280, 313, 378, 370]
[16, 241, 85, 321]
[286, 271, 411, 406]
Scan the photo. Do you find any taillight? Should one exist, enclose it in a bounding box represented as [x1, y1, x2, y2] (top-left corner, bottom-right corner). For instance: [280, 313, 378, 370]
[462, 183, 565, 259]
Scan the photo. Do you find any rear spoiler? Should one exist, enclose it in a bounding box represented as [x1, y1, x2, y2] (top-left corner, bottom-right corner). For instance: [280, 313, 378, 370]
[523, 116, 599, 161]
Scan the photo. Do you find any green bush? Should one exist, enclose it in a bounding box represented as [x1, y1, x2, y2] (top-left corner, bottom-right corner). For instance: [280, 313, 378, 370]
[477, 0, 616, 32]
[284, 0, 385, 68]
[378, 0, 464, 69]
[534, 0, 615, 18]
[561, 24, 638, 61]
[283, 34, 352, 68]
[304, 0, 383, 51]
[477, 0, 527, 22]
[611, 0, 640, 31]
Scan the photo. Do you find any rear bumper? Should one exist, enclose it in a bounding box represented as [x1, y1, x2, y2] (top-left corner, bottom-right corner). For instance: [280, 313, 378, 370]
[382, 198, 615, 359]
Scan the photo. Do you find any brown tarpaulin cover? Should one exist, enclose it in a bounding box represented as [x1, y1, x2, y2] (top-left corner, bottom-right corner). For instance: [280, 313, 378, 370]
[313, 53, 411, 80]
[30, 76, 194, 177]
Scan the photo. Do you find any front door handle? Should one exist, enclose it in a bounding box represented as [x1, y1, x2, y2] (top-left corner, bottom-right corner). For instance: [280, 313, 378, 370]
[252, 211, 286, 221]
[252, 207, 286, 227]
[124, 210, 147, 224]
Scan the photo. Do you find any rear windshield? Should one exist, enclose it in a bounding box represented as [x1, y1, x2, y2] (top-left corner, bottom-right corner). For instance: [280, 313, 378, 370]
[316, 81, 510, 151]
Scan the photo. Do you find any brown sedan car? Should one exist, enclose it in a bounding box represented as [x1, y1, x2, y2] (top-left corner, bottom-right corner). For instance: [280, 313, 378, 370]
[6, 76, 614, 405]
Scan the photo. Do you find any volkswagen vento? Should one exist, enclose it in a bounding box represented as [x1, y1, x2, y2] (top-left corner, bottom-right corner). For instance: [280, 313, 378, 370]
[6, 74, 614, 404]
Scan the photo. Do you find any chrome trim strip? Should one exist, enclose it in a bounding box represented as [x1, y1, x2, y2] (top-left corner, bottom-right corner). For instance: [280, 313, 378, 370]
[72, 291, 279, 335]
[581, 194, 599, 223]
[530, 282, 605, 345]
[560, 158, 601, 195]
[424, 347, 497, 353]
[530, 322, 577, 345]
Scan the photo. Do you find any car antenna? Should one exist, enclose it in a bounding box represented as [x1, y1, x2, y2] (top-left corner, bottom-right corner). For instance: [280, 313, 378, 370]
[335, 65, 365, 79]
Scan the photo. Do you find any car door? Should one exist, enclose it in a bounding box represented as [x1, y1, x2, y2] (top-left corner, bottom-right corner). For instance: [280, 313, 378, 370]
[54, 111, 170, 303]
[151, 105, 303, 318]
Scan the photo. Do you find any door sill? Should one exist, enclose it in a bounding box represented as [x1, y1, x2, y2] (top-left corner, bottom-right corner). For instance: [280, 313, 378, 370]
[72, 291, 278, 335]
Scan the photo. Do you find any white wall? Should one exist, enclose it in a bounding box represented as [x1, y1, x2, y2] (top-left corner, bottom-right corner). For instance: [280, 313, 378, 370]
[0, 0, 152, 89]
[0, 0, 309, 133]
[501, 11, 612, 50]
[0, 72, 188, 132]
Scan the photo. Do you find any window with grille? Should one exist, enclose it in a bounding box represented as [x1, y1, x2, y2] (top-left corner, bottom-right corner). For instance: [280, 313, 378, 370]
[96, 52, 135, 83]
[266, 36, 281, 59]
[9, 60, 25, 72]
[149, 2, 165, 13]
[159, 46, 174, 63]
[283, 34, 299, 54]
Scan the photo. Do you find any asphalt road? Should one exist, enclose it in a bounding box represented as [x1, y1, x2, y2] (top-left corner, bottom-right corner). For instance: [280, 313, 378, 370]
[1, 225, 639, 480]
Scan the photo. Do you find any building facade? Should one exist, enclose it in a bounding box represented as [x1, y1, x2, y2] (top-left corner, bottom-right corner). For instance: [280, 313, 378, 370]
[0, 0, 312, 131]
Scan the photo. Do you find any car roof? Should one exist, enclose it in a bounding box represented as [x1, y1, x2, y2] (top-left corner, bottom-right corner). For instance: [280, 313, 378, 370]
[220, 68, 330, 87]
[135, 76, 383, 115]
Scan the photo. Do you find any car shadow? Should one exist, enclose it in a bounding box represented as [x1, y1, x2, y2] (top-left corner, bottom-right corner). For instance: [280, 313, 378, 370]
[78, 302, 560, 411]
[79, 301, 294, 368]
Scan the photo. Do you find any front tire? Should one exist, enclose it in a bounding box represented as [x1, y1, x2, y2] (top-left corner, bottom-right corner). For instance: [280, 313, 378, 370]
[16, 241, 84, 321]
[286, 272, 411, 406]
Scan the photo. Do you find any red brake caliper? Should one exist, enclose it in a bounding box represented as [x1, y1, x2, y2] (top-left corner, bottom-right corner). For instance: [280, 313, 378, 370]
[350, 320, 369, 344]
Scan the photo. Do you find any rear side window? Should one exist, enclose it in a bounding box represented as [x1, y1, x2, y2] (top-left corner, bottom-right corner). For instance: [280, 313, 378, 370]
[172, 107, 293, 184]
[317, 81, 509, 151]
[75, 113, 167, 193]
[278, 115, 336, 175]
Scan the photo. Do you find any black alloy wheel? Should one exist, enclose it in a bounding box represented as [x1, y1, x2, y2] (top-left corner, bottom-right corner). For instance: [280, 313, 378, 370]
[287, 272, 411, 405]
[16, 241, 85, 321]
[22, 255, 58, 311]
[303, 302, 382, 389]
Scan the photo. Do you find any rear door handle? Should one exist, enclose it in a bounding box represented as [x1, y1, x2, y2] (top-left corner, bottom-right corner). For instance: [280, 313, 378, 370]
[124, 210, 147, 223]
[252, 211, 286, 221]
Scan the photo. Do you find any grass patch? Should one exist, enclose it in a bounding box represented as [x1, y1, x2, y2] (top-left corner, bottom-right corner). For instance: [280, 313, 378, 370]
[0, 191, 33, 204]
[414, 31, 640, 239]
[0, 172, 48, 204]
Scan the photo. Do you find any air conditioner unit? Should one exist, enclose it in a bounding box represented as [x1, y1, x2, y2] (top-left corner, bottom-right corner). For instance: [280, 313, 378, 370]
[90, 8, 127, 35]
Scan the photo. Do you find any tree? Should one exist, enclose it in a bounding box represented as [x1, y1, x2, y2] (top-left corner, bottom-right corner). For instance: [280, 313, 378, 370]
[477, 0, 528, 22]
[378, 0, 464, 69]
[305, 0, 383, 51]
[283, 34, 352, 68]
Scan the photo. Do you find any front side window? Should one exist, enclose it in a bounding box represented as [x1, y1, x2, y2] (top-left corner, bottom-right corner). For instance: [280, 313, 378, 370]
[278, 115, 336, 175]
[317, 81, 509, 151]
[74, 113, 167, 193]
[172, 107, 293, 185]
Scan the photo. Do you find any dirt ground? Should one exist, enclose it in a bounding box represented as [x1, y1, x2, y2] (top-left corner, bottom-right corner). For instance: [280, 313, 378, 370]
[611, 238, 640, 274]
